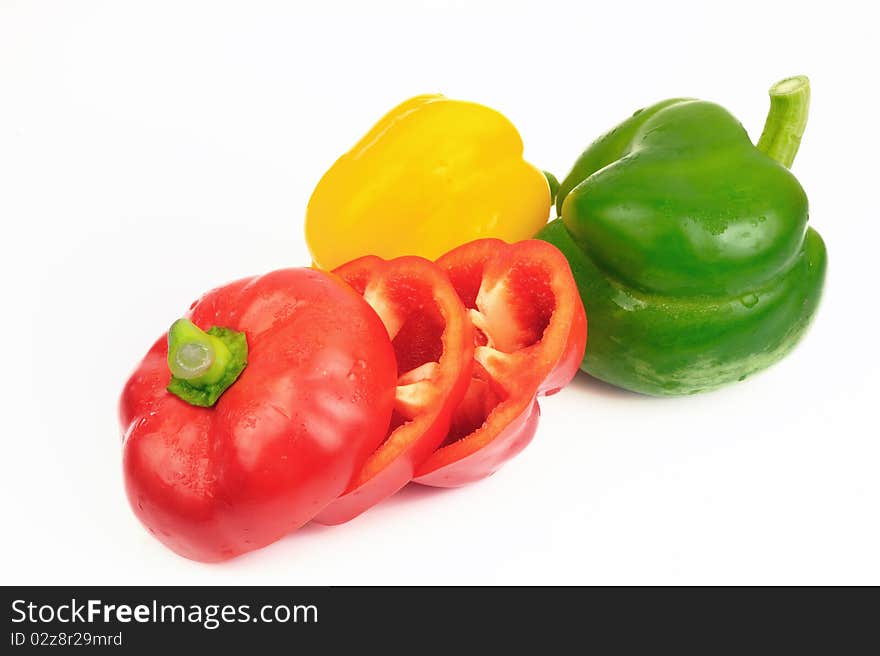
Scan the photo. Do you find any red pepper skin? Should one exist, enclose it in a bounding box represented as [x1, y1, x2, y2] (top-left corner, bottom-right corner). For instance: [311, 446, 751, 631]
[120, 269, 397, 562]
[315, 256, 474, 525]
[414, 239, 587, 487]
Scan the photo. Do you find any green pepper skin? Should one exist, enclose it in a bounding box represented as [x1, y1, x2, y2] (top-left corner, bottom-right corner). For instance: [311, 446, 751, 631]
[539, 95, 826, 396]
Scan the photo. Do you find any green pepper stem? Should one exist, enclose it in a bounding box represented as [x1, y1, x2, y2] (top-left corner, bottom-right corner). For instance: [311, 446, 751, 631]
[166, 318, 248, 407]
[168, 319, 231, 385]
[756, 75, 810, 169]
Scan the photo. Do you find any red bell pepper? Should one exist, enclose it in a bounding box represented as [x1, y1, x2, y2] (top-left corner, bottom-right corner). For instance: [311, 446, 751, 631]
[119, 269, 397, 562]
[315, 256, 474, 525]
[414, 239, 587, 487]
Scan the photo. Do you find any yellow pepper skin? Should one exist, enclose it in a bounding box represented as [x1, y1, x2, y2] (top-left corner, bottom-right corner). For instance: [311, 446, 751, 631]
[305, 95, 551, 270]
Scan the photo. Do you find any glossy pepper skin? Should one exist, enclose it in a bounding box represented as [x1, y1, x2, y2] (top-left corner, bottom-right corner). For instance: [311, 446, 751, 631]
[305, 95, 552, 270]
[315, 256, 474, 525]
[120, 269, 397, 561]
[539, 77, 826, 396]
[414, 239, 587, 487]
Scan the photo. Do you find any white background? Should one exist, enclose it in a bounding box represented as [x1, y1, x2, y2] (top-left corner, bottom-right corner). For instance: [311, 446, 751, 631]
[2, 0, 878, 585]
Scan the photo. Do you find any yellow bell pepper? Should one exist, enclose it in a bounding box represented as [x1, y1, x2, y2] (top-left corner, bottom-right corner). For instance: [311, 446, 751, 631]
[305, 95, 551, 270]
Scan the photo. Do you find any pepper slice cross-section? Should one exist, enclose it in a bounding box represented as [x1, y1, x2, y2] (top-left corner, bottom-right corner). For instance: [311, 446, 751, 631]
[414, 239, 587, 487]
[315, 255, 474, 524]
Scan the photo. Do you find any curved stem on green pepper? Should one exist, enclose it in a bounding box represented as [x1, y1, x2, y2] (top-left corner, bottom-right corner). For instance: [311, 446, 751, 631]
[757, 75, 810, 169]
[166, 318, 248, 407]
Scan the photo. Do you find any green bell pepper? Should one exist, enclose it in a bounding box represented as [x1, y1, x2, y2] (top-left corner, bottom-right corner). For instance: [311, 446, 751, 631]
[538, 76, 826, 395]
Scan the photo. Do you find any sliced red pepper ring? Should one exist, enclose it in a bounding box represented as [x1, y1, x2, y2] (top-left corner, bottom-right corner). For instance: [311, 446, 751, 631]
[414, 239, 587, 487]
[314, 255, 474, 524]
